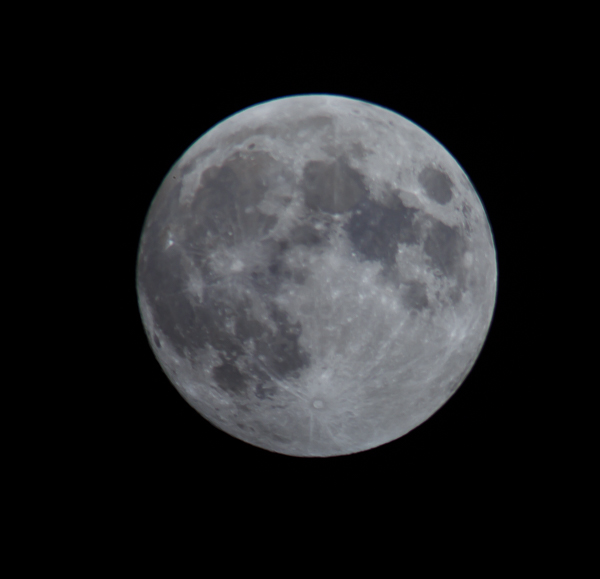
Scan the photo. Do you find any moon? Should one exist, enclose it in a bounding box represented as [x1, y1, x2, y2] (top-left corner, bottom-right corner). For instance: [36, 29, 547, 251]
[136, 95, 497, 457]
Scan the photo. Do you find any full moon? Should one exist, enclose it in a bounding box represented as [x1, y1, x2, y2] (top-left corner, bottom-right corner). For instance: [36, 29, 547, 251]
[136, 95, 497, 457]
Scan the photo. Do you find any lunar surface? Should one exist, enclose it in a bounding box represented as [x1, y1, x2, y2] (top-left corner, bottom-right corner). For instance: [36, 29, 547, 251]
[136, 95, 497, 457]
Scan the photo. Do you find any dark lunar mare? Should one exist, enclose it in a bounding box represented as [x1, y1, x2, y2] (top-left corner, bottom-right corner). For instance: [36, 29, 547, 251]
[344, 196, 419, 271]
[401, 280, 429, 311]
[138, 150, 311, 399]
[342, 193, 469, 307]
[418, 166, 454, 205]
[423, 220, 465, 278]
[138, 247, 199, 357]
[184, 151, 280, 258]
[301, 157, 368, 214]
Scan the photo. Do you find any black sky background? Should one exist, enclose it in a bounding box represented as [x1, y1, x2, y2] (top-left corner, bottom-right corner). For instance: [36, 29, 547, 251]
[72, 46, 561, 526]
[8, 6, 588, 564]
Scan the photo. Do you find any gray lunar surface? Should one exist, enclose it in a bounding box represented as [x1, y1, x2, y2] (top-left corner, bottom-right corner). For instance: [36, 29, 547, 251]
[136, 95, 497, 456]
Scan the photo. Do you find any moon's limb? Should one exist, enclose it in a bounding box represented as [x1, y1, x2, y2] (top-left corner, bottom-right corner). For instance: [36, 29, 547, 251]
[136, 95, 497, 456]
